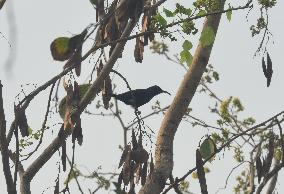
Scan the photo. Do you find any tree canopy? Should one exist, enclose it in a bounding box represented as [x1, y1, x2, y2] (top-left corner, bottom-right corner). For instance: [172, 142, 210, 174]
[0, 0, 283, 194]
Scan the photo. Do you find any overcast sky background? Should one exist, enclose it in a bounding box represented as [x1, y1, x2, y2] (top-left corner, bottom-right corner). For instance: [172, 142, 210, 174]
[1, 0, 284, 193]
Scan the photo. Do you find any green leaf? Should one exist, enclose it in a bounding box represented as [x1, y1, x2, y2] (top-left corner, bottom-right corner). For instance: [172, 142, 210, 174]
[226, 4, 232, 21]
[163, 8, 175, 17]
[182, 40, 193, 50]
[28, 127, 33, 135]
[200, 137, 216, 161]
[180, 50, 193, 66]
[199, 27, 215, 47]
[64, 169, 80, 185]
[153, 14, 167, 27]
[175, 3, 192, 16]
[197, 10, 207, 17]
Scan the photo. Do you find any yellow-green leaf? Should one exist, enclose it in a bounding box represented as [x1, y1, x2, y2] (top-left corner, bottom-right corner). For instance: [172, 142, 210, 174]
[200, 137, 216, 161]
[180, 50, 193, 66]
[153, 13, 167, 27]
[182, 40, 193, 50]
[50, 37, 73, 61]
[226, 4, 232, 21]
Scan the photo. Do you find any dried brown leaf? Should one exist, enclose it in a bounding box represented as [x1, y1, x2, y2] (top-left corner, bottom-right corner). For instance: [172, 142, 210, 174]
[102, 75, 112, 109]
[122, 151, 132, 185]
[262, 56, 267, 78]
[72, 119, 83, 145]
[141, 162, 147, 186]
[14, 105, 29, 137]
[62, 140, 66, 172]
[134, 37, 144, 63]
[118, 169, 123, 188]
[135, 164, 142, 184]
[266, 52, 273, 87]
[150, 155, 154, 174]
[138, 131, 143, 148]
[63, 104, 73, 130]
[132, 129, 138, 150]
[263, 134, 275, 175]
[119, 145, 131, 168]
[256, 156, 262, 183]
[128, 180, 135, 194]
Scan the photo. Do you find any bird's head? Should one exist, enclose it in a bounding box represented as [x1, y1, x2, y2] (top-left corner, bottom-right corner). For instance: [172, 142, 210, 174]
[148, 85, 171, 96]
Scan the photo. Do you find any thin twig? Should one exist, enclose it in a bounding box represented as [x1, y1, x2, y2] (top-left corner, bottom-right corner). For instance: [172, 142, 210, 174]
[62, 142, 76, 193]
[162, 110, 284, 194]
[215, 161, 249, 194]
[21, 82, 55, 161]
[66, 156, 84, 194]
[276, 118, 284, 164]
[112, 99, 128, 147]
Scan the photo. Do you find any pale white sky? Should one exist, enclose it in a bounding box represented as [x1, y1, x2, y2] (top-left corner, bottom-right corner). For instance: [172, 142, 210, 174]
[1, 0, 284, 193]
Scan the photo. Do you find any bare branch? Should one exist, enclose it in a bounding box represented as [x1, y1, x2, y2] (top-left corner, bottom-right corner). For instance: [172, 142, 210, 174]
[256, 161, 283, 194]
[21, 82, 55, 162]
[265, 159, 279, 194]
[0, 0, 6, 9]
[163, 111, 284, 194]
[79, 20, 135, 113]
[0, 81, 16, 194]
[19, 19, 137, 194]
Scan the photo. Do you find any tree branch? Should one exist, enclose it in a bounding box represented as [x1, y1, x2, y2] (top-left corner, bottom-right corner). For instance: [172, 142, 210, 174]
[0, 81, 17, 194]
[0, 0, 6, 10]
[162, 111, 284, 194]
[265, 159, 279, 194]
[20, 19, 137, 194]
[138, 1, 226, 193]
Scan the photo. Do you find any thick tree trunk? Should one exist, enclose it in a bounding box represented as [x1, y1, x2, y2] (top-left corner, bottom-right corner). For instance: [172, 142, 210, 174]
[138, 1, 226, 194]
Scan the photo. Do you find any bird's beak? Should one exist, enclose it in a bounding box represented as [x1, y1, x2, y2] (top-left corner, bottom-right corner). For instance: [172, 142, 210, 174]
[163, 90, 171, 95]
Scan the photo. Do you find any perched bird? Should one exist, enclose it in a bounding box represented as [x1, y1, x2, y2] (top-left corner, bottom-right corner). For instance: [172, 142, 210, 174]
[111, 85, 170, 108]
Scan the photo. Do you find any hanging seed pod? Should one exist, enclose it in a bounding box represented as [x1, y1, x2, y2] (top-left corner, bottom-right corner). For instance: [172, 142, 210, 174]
[266, 52, 273, 87]
[196, 149, 208, 194]
[141, 162, 147, 186]
[14, 105, 29, 137]
[72, 119, 83, 145]
[263, 134, 275, 175]
[150, 155, 154, 174]
[134, 37, 144, 63]
[135, 163, 142, 184]
[102, 75, 112, 109]
[256, 156, 262, 183]
[122, 151, 132, 185]
[118, 169, 123, 189]
[62, 140, 66, 172]
[132, 129, 138, 150]
[119, 145, 131, 168]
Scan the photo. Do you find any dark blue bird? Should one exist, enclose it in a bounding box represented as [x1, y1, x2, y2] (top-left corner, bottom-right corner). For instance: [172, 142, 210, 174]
[111, 85, 170, 108]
